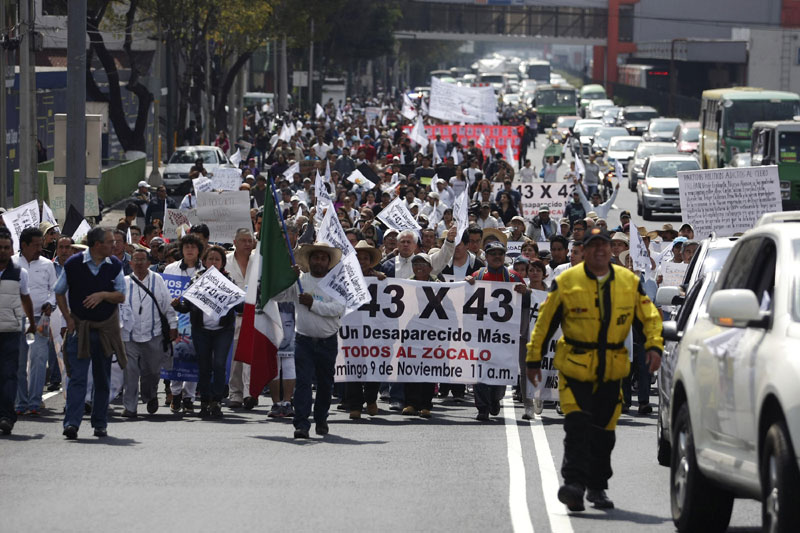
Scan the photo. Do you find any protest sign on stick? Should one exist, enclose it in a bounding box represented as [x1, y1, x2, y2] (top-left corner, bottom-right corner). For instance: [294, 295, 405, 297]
[2, 200, 39, 251]
[182, 266, 246, 321]
[377, 197, 422, 232]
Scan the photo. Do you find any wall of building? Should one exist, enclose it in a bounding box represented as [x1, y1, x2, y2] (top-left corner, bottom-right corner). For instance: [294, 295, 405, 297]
[737, 27, 800, 94]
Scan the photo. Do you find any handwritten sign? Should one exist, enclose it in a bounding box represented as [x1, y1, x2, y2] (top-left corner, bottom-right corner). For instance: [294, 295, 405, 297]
[377, 197, 421, 232]
[195, 191, 253, 244]
[661, 261, 688, 287]
[192, 176, 212, 194]
[209, 167, 242, 191]
[182, 266, 245, 321]
[2, 200, 39, 251]
[678, 166, 781, 238]
[163, 208, 199, 240]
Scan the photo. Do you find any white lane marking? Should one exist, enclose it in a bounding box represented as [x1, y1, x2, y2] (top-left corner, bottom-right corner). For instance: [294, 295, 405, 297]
[42, 390, 62, 402]
[503, 397, 535, 533]
[530, 417, 575, 533]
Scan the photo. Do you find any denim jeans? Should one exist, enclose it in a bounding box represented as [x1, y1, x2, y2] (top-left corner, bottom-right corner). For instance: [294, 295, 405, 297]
[0, 332, 21, 423]
[63, 331, 112, 430]
[16, 321, 51, 412]
[293, 333, 338, 432]
[193, 326, 234, 403]
[47, 339, 61, 384]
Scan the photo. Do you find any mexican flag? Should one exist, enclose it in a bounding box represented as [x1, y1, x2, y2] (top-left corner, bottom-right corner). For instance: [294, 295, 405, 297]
[234, 187, 298, 398]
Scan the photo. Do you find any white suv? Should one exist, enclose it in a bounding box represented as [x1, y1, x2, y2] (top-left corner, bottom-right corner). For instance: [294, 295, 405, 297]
[667, 214, 800, 532]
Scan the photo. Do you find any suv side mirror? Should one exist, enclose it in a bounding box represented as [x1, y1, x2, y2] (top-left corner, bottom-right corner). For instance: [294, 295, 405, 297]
[708, 289, 768, 328]
[662, 320, 681, 342]
[656, 286, 684, 307]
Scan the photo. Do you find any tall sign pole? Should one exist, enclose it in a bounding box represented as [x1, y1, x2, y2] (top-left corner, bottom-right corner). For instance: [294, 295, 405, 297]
[66, 0, 87, 215]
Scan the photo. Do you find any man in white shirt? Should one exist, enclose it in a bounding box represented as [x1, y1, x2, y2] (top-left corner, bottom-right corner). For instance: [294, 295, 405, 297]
[420, 192, 446, 224]
[226, 229, 257, 409]
[574, 177, 619, 219]
[476, 202, 500, 229]
[15, 227, 57, 416]
[378, 227, 457, 279]
[120, 248, 177, 417]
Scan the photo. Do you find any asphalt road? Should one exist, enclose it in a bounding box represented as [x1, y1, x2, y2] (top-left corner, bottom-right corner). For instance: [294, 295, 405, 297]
[1, 135, 763, 532]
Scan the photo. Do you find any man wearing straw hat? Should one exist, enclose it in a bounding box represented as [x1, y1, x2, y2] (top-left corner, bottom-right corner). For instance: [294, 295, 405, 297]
[276, 242, 345, 439]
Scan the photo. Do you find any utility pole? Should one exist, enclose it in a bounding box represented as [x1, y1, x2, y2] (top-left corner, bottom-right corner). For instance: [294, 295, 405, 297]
[149, 20, 162, 185]
[19, 0, 37, 205]
[204, 38, 211, 143]
[279, 37, 287, 114]
[0, 3, 8, 208]
[308, 18, 314, 112]
[65, 0, 87, 216]
[165, 31, 174, 159]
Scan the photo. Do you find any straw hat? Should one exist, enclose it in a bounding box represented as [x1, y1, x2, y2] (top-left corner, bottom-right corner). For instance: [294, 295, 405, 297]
[295, 242, 342, 271]
[481, 227, 509, 247]
[353, 240, 382, 268]
[618, 250, 630, 265]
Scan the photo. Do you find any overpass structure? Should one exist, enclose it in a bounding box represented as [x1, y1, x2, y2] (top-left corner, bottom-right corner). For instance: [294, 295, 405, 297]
[395, 0, 609, 46]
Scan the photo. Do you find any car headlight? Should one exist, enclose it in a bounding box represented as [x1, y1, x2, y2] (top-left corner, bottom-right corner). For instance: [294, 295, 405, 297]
[646, 184, 661, 194]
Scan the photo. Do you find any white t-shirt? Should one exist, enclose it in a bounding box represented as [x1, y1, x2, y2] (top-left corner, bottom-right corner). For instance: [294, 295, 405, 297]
[0, 267, 30, 294]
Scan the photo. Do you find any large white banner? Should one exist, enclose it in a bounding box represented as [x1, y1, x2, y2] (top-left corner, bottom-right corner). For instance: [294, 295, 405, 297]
[335, 279, 521, 385]
[428, 77, 498, 124]
[377, 197, 421, 231]
[678, 165, 781, 238]
[492, 181, 576, 220]
[526, 289, 560, 402]
[2, 200, 39, 252]
[195, 191, 253, 244]
[209, 168, 242, 191]
[181, 266, 245, 321]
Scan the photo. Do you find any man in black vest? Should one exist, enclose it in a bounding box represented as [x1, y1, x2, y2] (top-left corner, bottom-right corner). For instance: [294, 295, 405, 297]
[55, 227, 127, 439]
[0, 228, 35, 436]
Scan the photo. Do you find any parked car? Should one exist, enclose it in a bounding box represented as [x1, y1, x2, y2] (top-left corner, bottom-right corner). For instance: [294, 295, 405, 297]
[628, 141, 680, 191]
[643, 118, 683, 142]
[667, 213, 800, 532]
[619, 105, 659, 136]
[636, 153, 700, 219]
[675, 121, 700, 153]
[163, 145, 233, 195]
[606, 136, 642, 175]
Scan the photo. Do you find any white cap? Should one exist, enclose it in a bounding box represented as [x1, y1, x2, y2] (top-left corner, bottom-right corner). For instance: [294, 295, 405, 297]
[137, 180, 149, 188]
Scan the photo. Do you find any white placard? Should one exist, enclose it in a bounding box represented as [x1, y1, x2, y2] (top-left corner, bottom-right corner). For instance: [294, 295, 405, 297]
[72, 219, 92, 244]
[163, 208, 199, 240]
[195, 191, 253, 244]
[492, 181, 576, 221]
[661, 261, 688, 287]
[181, 266, 245, 321]
[192, 176, 213, 194]
[2, 200, 40, 252]
[282, 161, 300, 179]
[319, 252, 371, 312]
[428, 77, 498, 124]
[629, 222, 651, 273]
[41, 201, 57, 226]
[453, 191, 470, 244]
[678, 166, 782, 238]
[526, 289, 561, 402]
[377, 197, 422, 232]
[335, 279, 521, 385]
[209, 167, 242, 191]
[347, 169, 376, 190]
[318, 207, 355, 257]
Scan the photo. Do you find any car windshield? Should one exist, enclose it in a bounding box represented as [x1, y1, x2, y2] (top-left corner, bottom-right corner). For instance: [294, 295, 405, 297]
[681, 126, 700, 142]
[582, 91, 605, 100]
[725, 100, 800, 139]
[480, 75, 504, 84]
[596, 128, 627, 140]
[625, 110, 658, 121]
[580, 125, 602, 138]
[778, 131, 800, 163]
[636, 144, 677, 160]
[650, 120, 681, 133]
[648, 159, 699, 177]
[699, 246, 733, 277]
[537, 90, 576, 107]
[609, 138, 641, 151]
[557, 117, 578, 128]
[169, 150, 217, 164]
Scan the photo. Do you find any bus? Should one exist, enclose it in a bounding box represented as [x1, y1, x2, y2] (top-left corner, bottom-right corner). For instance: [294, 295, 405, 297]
[533, 84, 578, 129]
[699, 87, 800, 168]
[526, 60, 551, 83]
[750, 120, 800, 209]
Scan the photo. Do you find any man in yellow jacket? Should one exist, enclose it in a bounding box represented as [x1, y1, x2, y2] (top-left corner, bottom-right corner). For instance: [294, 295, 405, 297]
[527, 227, 663, 511]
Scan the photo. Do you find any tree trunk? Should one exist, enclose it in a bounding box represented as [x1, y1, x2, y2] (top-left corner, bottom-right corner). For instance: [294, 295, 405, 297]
[213, 51, 253, 137]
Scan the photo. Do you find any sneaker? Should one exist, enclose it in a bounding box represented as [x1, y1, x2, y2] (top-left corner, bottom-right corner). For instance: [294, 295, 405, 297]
[366, 402, 379, 416]
[476, 412, 490, 421]
[557, 483, 585, 512]
[181, 397, 194, 413]
[63, 425, 78, 440]
[281, 402, 294, 418]
[637, 403, 653, 415]
[47, 382, 61, 392]
[349, 409, 361, 420]
[534, 399, 544, 415]
[170, 393, 182, 414]
[0, 418, 12, 435]
[93, 427, 107, 438]
[418, 409, 431, 418]
[556, 402, 564, 415]
[401, 406, 417, 416]
[228, 399, 243, 409]
[293, 428, 310, 439]
[389, 402, 403, 412]
[586, 489, 614, 509]
[120, 409, 137, 418]
[242, 396, 258, 410]
[315, 422, 329, 435]
[27, 409, 40, 417]
[489, 402, 501, 416]
[146, 398, 159, 415]
[267, 404, 282, 418]
[522, 406, 534, 420]
[336, 403, 347, 411]
[209, 401, 223, 418]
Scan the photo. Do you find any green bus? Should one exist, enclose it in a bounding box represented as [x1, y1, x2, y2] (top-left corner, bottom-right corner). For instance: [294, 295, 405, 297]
[699, 87, 800, 169]
[534, 84, 577, 130]
[751, 120, 800, 209]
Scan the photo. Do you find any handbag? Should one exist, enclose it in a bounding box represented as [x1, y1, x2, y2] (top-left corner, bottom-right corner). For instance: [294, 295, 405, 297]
[130, 275, 174, 356]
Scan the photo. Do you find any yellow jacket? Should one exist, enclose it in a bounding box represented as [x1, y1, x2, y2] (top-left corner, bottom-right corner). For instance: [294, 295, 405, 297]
[526, 263, 663, 382]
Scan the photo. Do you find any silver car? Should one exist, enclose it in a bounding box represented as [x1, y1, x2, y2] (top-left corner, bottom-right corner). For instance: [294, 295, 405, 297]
[636, 153, 700, 219]
[163, 146, 233, 195]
